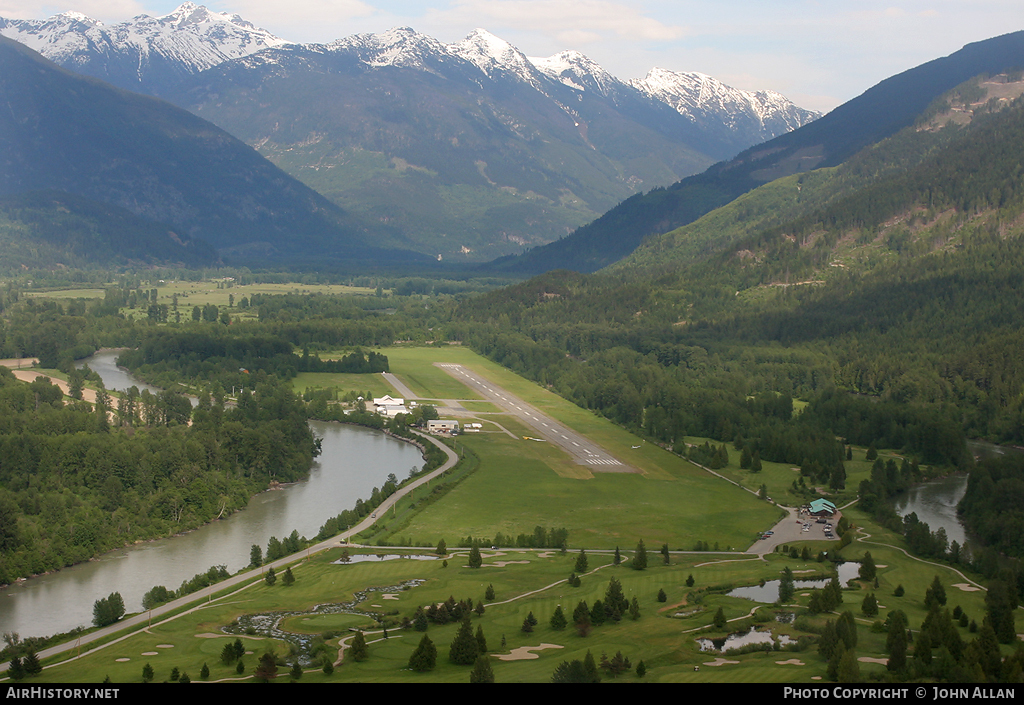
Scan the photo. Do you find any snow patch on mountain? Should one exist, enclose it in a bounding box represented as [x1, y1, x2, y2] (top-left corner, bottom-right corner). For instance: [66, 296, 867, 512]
[0, 4, 819, 143]
[0, 1, 287, 76]
[447, 28, 543, 87]
[632, 67, 820, 138]
[326, 26, 451, 71]
[529, 50, 621, 97]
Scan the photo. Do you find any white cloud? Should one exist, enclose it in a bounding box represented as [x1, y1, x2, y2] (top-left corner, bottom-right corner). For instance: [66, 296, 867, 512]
[0, 0, 145, 21]
[209, 0, 379, 41]
[425, 0, 687, 44]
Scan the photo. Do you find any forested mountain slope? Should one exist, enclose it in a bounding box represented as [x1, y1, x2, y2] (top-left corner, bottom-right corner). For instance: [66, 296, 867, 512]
[489, 30, 1024, 274]
[450, 76, 1024, 486]
[0, 36, 420, 268]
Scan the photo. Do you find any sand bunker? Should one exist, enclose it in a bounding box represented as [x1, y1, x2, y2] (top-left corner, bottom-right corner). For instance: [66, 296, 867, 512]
[115, 658, 130, 662]
[703, 658, 739, 667]
[156, 644, 174, 648]
[859, 657, 889, 665]
[776, 659, 805, 666]
[953, 583, 982, 592]
[483, 561, 531, 567]
[383, 594, 400, 600]
[496, 644, 564, 661]
[142, 652, 158, 656]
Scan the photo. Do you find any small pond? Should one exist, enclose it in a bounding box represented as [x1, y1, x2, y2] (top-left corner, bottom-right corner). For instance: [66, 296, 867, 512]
[696, 626, 796, 652]
[332, 553, 440, 565]
[727, 561, 861, 603]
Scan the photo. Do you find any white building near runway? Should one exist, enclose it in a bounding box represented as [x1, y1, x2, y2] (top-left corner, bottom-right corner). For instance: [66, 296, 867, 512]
[427, 419, 459, 434]
[374, 395, 407, 416]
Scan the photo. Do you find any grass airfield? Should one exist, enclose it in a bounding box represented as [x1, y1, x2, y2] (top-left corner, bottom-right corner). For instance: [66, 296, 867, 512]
[304, 345, 784, 550]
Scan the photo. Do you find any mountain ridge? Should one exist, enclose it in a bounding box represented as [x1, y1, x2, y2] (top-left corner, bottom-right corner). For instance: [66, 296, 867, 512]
[0, 4, 818, 132]
[0, 3, 820, 262]
[0, 34, 422, 269]
[488, 29, 1024, 275]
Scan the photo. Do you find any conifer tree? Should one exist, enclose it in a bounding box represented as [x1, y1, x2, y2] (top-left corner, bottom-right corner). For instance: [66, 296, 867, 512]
[886, 610, 909, 673]
[575, 549, 588, 573]
[858, 552, 877, 582]
[469, 655, 495, 683]
[778, 566, 795, 604]
[862, 592, 879, 617]
[632, 539, 648, 570]
[414, 607, 429, 631]
[264, 566, 277, 586]
[925, 575, 946, 609]
[605, 577, 629, 614]
[450, 615, 479, 665]
[583, 651, 600, 681]
[282, 566, 295, 586]
[8, 656, 24, 681]
[349, 631, 369, 662]
[22, 651, 41, 676]
[468, 542, 483, 569]
[409, 634, 437, 672]
[550, 605, 568, 630]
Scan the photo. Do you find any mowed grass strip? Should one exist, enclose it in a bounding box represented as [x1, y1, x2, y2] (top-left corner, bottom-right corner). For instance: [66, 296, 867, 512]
[391, 414, 780, 551]
[291, 371, 395, 399]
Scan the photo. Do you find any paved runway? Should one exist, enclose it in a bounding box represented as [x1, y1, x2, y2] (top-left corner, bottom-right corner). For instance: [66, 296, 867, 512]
[435, 363, 632, 472]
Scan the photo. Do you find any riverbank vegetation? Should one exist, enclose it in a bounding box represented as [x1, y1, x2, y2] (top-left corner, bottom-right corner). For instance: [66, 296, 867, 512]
[1, 266, 1022, 683]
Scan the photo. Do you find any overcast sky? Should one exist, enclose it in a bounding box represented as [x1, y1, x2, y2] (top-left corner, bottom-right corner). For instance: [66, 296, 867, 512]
[3, 0, 1021, 112]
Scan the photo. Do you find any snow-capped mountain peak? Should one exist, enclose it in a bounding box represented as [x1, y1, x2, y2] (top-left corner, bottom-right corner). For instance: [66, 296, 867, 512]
[0, 5, 819, 145]
[448, 28, 542, 86]
[0, 3, 288, 92]
[529, 49, 620, 96]
[326, 26, 452, 70]
[55, 10, 101, 25]
[631, 66, 820, 137]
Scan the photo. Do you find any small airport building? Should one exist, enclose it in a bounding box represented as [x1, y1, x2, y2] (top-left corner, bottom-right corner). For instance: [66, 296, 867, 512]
[427, 419, 459, 435]
[374, 395, 408, 417]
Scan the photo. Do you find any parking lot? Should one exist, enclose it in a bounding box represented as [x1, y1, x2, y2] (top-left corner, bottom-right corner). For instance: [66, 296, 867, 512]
[749, 506, 842, 555]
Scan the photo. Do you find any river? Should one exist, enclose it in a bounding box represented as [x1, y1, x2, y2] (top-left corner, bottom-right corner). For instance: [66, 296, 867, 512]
[892, 474, 970, 547]
[0, 353, 423, 639]
[891, 441, 1024, 549]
